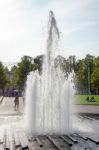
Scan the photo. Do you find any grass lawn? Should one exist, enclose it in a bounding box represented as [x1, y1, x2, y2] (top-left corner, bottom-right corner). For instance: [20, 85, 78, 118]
[74, 95, 99, 105]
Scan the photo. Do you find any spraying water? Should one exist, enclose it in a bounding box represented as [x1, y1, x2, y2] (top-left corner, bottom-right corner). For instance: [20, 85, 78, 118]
[24, 11, 74, 135]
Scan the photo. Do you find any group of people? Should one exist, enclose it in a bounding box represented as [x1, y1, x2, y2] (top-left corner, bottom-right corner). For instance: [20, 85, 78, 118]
[86, 96, 96, 102]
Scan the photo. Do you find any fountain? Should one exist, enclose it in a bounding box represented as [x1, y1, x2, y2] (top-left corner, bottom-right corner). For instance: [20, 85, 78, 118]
[24, 11, 74, 135]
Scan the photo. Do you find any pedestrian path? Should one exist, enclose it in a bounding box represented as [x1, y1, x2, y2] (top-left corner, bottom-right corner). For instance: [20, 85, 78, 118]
[0, 97, 24, 115]
[0, 98, 99, 149]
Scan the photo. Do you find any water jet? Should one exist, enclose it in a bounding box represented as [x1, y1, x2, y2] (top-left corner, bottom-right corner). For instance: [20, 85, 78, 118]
[24, 11, 74, 135]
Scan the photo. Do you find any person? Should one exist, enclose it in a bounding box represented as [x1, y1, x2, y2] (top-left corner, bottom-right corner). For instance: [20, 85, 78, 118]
[14, 93, 19, 111]
[90, 96, 96, 102]
[86, 96, 90, 102]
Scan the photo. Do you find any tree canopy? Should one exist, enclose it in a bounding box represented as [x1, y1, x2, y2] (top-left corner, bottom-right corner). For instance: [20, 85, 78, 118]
[0, 54, 98, 94]
[0, 62, 8, 90]
[12, 56, 38, 89]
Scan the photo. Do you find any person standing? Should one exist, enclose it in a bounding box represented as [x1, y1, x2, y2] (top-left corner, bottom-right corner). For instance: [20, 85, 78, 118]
[14, 93, 19, 111]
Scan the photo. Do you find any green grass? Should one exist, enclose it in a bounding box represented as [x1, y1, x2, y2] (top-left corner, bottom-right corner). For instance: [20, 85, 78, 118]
[74, 95, 99, 105]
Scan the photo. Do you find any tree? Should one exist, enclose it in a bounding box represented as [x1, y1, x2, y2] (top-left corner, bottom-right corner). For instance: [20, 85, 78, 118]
[75, 59, 88, 93]
[0, 62, 8, 91]
[84, 54, 94, 94]
[65, 55, 76, 73]
[91, 68, 99, 89]
[12, 56, 37, 90]
[34, 55, 44, 73]
[91, 57, 99, 92]
[54, 55, 70, 77]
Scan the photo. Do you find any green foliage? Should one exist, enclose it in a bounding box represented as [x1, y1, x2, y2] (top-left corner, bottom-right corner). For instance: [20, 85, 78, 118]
[91, 57, 99, 89]
[76, 60, 87, 82]
[0, 53, 98, 93]
[34, 55, 44, 73]
[0, 62, 8, 90]
[54, 54, 99, 93]
[12, 56, 38, 89]
[74, 54, 99, 93]
[91, 68, 99, 88]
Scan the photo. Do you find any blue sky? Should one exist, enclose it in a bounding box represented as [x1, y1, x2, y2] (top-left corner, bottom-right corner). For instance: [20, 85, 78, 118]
[0, 0, 99, 64]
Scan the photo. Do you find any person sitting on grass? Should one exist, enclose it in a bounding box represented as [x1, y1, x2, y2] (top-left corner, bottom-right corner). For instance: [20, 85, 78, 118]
[86, 96, 90, 102]
[86, 96, 96, 102]
[90, 96, 96, 102]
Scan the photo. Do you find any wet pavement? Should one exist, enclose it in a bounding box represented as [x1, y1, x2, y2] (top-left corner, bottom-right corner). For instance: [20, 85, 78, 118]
[0, 97, 99, 149]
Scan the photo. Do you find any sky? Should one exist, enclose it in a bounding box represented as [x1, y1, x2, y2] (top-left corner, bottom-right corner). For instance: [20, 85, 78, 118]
[0, 0, 99, 65]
